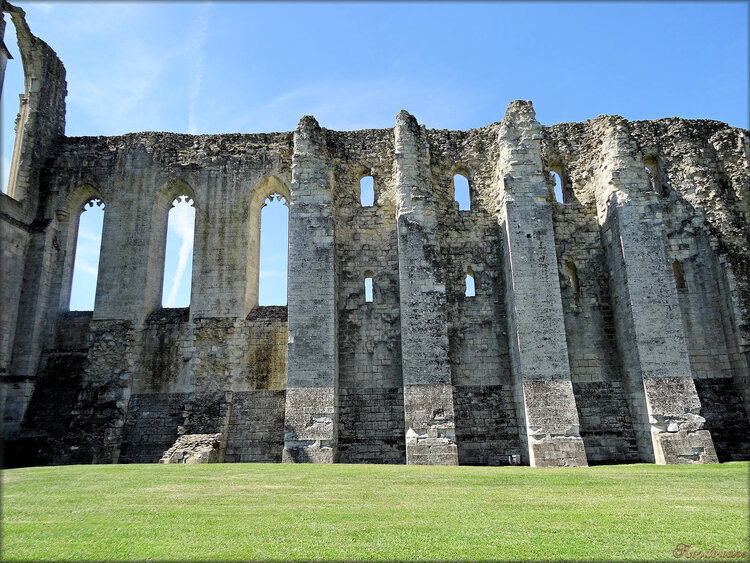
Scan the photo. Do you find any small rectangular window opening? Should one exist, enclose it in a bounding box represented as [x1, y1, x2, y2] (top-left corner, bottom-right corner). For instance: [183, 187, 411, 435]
[364, 272, 373, 302]
[360, 176, 374, 207]
[551, 171, 564, 203]
[454, 174, 471, 211]
[465, 266, 476, 297]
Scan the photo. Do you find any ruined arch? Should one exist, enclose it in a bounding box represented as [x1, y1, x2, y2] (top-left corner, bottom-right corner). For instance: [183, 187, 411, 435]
[155, 177, 197, 213]
[2, 12, 29, 200]
[144, 178, 198, 314]
[244, 174, 290, 315]
[1, 5, 66, 202]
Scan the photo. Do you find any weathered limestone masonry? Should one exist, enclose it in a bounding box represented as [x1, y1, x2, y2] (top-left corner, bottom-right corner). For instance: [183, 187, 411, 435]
[496, 102, 588, 467]
[283, 116, 338, 463]
[394, 111, 458, 465]
[589, 118, 717, 464]
[159, 433, 222, 464]
[1, 2, 67, 448]
[2, 5, 749, 467]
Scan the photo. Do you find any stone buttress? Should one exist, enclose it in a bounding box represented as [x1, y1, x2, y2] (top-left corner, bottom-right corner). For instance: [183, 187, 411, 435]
[495, 101, 588, 467]
[283, 116, 338, 463]
[393, 111, 458, 465]
[590, 117, 718, 464]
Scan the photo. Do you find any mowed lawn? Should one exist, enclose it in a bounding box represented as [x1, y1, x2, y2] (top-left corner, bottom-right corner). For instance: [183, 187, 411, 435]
[2, 462, 748, 561]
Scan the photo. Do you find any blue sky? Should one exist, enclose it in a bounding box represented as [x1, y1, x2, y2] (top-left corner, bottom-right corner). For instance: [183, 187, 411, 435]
[2, 1, 747, 309]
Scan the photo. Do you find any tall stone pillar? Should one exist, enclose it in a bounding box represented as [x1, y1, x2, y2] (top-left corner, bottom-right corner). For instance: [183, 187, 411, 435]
[496, 101, 587, 467]
[592, 116, 717, 464]
[283, 116, 338, 463]
[393, 110, 458, 465]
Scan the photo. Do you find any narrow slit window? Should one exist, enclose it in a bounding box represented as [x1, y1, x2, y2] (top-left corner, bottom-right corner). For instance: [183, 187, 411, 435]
[672, 260, 687, 290]
[162, 195, 196, 307]
[465, 266, 476, 297]
[69, 199, 105, 311]
[364, 271, 373, 303]
[644, 156, 662, 194]
[454, 174, 470, 210]
[360, 176, 374, 207]
[644, 166, 653, 191]
[567, 261, 580, 295]
[551, 171, 564, 203]
[259, 193, 289, 305]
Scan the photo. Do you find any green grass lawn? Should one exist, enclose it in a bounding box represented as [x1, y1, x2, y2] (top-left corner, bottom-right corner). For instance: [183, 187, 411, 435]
[2, 462, 748, 561]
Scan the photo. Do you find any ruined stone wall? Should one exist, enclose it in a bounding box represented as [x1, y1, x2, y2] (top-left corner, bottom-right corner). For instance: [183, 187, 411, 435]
[12, 305, 288, 466]
[118, 306, 288, 464]
[328, 129, 406, 464]
[3, 108, 749, 468]
[543, 117, 750, 464]
[630, 120, 750, 422]
[1, 8, 748, 467]
[541, 136, 640, 463]
[428, 127, 520, 465]
[1, 3, 67, 445]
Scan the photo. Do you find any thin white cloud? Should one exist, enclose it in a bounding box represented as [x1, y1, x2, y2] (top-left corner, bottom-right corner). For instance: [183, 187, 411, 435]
[230, 79, 484, 133]
[75, 261, 99, 277]
[259, 270, 285, 279]
[186, 3, 212, 134]
[165, 202, 195, 307]
[77, 228, 102, 243]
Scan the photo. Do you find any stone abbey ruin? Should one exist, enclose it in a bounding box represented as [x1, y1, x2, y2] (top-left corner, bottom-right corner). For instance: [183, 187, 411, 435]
[2, 3, 749, 468]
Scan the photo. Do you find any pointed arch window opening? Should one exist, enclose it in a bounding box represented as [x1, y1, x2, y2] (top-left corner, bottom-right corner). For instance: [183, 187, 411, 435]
[360, 175, 374, 207]
[465, 266, 476, 297]
[262, 192, 288, 208]
[454, 173, 471, 211]
[69, 198, 105, 311]
[161, 194, 196, 308]
[258, 192, 289, 306]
